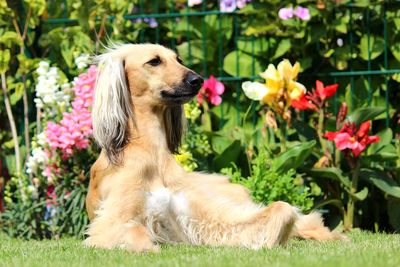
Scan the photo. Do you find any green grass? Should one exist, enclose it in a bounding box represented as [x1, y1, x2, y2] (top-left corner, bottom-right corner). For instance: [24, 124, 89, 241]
[0, 231, 399, 267]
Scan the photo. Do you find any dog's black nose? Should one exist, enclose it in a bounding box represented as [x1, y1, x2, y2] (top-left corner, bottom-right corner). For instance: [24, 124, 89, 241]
[186, 72, 203, 89]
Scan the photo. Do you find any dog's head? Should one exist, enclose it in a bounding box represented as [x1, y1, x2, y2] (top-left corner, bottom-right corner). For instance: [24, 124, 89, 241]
[92, 44, 203, 164]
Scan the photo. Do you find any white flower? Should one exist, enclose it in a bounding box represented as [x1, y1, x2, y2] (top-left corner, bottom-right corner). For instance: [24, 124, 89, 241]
[26, 148, 48, 175]
[74, 54, 90, 70]
[39, 61, 50, 69]
[36, 61, 50, 76]
[34, 98, 44, 108]
[241, 81, 268, 101]
[337, 38, 344, 47]
[188, 0, 202, 7]
[27, 185, 39, 199]
[37, 132, 47, 147]
[34, 62, 71, 112]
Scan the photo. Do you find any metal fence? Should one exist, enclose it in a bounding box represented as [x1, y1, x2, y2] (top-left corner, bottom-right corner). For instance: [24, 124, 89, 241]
[43, 1, 400, 128]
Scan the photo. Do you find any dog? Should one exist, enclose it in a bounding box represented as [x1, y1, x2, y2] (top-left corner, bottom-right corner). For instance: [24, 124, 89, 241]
[85, 43, 345, 252]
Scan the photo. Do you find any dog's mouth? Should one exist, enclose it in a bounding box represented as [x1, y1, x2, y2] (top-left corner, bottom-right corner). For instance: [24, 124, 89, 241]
[161, 88, 199, 104]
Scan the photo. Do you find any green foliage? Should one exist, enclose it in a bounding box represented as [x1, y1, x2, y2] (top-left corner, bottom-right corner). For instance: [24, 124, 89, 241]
[223, 150, 315, 212]
[272, 141, 316, 174]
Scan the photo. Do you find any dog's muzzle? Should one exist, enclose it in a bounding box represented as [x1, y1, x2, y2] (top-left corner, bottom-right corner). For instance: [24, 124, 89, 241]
[161, 72, 204, 104]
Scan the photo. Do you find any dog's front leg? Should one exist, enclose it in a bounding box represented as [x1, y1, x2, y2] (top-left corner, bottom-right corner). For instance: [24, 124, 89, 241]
[84, 188, 159, 253]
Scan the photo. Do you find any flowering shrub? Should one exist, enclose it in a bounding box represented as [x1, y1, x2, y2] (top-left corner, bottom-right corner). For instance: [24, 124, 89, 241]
[45, 65, 96, 160]
[1, 61, 98, 238]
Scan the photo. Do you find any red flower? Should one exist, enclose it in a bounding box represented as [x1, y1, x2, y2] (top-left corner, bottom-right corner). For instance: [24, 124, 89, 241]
[291, 93, 318, 111]
[324, 121, 380, 157]
[315, 80, 338, 101]
[197, 75, 225, 106]
[291, 80, 338, 110]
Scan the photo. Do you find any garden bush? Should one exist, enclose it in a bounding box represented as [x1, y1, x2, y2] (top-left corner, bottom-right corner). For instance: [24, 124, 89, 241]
[0, 0, 399, 239]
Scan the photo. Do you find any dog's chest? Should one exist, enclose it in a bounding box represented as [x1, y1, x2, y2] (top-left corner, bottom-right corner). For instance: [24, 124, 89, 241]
[145, 188, 191, 243]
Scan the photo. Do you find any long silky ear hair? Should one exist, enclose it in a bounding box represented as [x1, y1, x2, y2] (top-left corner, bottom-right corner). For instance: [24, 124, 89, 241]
[163, 106, 185, 154]
[92, 48, 133, 165]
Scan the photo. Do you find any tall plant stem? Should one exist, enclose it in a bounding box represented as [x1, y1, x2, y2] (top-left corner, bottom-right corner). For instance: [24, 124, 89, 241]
[344, 160, 360, 231]
[317, 108, 327, 154]
[22, 74, 30, 163]
[278, 120, 287, 152]
[1, 73, 22, 176]
[13, 8, 33, 172]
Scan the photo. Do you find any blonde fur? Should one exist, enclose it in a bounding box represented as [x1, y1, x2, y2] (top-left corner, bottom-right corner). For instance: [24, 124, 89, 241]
[85, 44, 347, 253]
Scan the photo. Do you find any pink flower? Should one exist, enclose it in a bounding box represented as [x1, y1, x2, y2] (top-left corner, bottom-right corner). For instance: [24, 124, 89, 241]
[324, 121, 380, 158]
[197, 75, 225, 106]
[278, 7, 294, 20]
[220, 0, 236, 13]
[45, 65, 97, 159]
[294, 6, 311, 21]
[237, 0, 251, 9]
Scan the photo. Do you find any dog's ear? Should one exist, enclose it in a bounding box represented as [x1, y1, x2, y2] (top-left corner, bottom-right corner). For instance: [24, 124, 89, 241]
[163, 106, 185, 154]
[92, 52, 133, 165]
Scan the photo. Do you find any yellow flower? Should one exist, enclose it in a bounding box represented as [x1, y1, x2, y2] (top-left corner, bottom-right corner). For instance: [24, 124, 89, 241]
[242, 81, 268, 101]
[259, 64, 283, 104]
[287, 81, 306, 101]
[175, 144, 198, 172]
[243, 59, 306, 108]
[277, 59, 300, 83]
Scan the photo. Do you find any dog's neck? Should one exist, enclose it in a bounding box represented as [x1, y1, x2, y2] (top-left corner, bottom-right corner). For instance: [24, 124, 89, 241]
[128, 103, 168, 151]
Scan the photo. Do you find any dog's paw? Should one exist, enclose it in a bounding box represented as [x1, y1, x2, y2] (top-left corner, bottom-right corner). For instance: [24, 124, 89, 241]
[126, 241, 161, 253]
[125, 225, 161, 253]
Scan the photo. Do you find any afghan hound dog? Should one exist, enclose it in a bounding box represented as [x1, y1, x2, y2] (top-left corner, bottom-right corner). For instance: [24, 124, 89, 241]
[85, 44, 345, 252]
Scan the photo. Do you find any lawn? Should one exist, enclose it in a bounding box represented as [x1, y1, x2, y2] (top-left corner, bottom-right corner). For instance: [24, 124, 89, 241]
[0, 231, 399, 267]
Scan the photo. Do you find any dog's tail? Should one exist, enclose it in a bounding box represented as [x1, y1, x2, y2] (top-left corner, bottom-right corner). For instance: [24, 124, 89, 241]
[292, 211, 349, 241]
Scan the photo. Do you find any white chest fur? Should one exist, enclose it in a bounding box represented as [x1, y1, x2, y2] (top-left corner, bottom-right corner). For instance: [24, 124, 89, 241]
[145, 188, 191, 243]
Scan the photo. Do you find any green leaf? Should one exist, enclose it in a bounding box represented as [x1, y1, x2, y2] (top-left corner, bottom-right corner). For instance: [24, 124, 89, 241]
[360, 169, 400, 198]
[0, 31, 21, 47]
[390, 42, 400, 62]
[205, 15, 233, 41]
[367, 144, 398, 161]
[0, 49, 10, 74]
[177, 40, 216, 66]
[213, 140, 241, 171]
[388, 198, 400, 231]
[369, 128, 393, 153]
[352, 0, 371, 7]
[272, 39, 291, 60]
[347, 106, 386, 125]
[332, 11, 349, 34]
[350, 187, 369, 201]
[359, 35, 385, 61]
[314, 199, 345, 213]
[309, 167, 351, 189]
[10, 85, 23, 105]
[237, 37, 270, 56]
[272, 141, 316, 173]
[223, 50, 262, 77]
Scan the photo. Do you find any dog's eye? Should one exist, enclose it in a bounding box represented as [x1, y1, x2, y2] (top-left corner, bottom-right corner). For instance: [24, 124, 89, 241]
[147, 57, 162, 66]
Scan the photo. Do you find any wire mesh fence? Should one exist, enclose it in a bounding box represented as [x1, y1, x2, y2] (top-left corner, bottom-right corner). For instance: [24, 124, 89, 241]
[42, 1, 400, 128]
